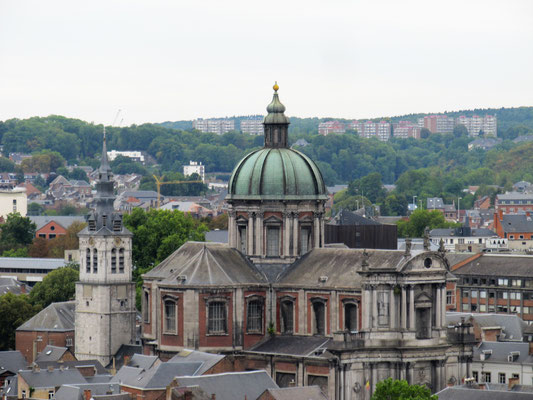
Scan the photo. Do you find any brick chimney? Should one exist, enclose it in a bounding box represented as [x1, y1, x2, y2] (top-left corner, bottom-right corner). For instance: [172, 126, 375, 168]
[508, 377, 519, 390]
[84, 389, 92, 400]
[211, 394, 216, 400]
[124, 355, 130, 366]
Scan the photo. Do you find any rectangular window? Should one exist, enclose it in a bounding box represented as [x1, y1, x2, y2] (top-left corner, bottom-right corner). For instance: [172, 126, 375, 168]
[479, 304, 487, 312]
[446, 290, 454, 305]
[266, 227, 280, 257]
[111, 248, 117, 273]
[471, 290, 478, 298]
[238, 226, 247, 253]
[480, 290, 486, 299]
[312, 301, 326, 335]
[378, 291, 390, 325]
[13, 199, 16, 212]
[300, 227, 311, 254]
[208, 301, 227, 334]
[280, 300, 294, 334]
[164, 300, 176, 334]
[48, 391, 54, 400]
[66, 337, 73, 347]
[472, 371, 478, 382]
[483, 372, 491, 383]
[119, 248, 124, 273]
[93, 249, 98, 273]
[86, 249, 91, 273]
[246, 300, 263, 333]
[512, 279, 522, 287]
[49, 234, 56, 239]
[512, 373, 520, 380]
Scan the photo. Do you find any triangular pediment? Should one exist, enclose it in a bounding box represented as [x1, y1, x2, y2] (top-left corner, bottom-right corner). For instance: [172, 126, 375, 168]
[264, 215, 282, 223]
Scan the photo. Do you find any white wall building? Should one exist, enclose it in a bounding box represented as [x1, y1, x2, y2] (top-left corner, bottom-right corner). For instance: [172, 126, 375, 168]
[240, 118, 264, 135]
[0, 188, 27, 218]
[107, 150, 145, 164]
[193, 119, 235, 135]
[183, 161, 205, 182]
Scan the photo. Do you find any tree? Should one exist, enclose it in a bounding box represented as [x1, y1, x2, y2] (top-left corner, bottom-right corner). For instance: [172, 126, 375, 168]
[29, 265, 79, 309]
[420, 128, 431, 139]
[2, 247, 29, 257]
[371, 378, 437, 400]
[27, 202, 45, 216]
[0, 213, 36, 253]
[0, 157, 15, 172]
[453, 124, 469, 138]
[46, 221, 86, 258]
[396, 209, 459, 238]
[0, 293, 40, 350]
[69, 168, 88, 182]
[347, 172, 386, 204]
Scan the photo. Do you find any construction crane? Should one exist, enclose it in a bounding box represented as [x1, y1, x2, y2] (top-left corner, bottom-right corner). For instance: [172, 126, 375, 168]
[153, 175, 203, 208]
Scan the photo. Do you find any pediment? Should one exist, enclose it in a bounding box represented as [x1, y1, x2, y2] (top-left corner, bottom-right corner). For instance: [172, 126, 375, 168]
[264, 215, 282, 223]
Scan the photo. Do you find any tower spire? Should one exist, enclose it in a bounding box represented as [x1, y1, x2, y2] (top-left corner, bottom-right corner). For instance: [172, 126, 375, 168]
[263, 82, 290, 148]
[99, 126, 112, 182]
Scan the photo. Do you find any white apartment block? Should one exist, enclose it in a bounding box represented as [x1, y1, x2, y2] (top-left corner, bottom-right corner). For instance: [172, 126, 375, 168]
[318, 121, 346, 135]
[240, 119, 264, 135]
[376, 121, 392, 141]
[457, 115, 497, 137]
[0, 187, 27, 218]
[183, 161, 205, 182]
[348, 120, 390, 141]
[393, 121, 421, 139]
[107, 150, 145, 164]
[192, 119, 235, 135]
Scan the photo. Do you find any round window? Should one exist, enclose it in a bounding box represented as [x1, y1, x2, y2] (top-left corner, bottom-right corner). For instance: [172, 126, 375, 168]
[50, 225, 55, 231]
[424, 258, 432, 268]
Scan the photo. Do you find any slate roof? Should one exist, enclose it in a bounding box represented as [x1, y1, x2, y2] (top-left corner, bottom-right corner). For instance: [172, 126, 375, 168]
[500, 214, 533, 233]
[55, 383, 124, 400]
[430, 228, 496, 237]
[0, 351, 27, 374]
[205, 229, 228, 243]
[0, 277, 30, 295]
[497, 192, 533, 201]
[277, 248, 406, 289]
[168, 349, 225, 375]
[30, 216, 85, 231]
[35, 359, 107, 375]
[249, 336, 331, 357]
[452, 254, 533, 278]
[427, 197, 444, 209]
[172, 370, 278, 400]
[128, 354, 159, 370]
[259, 386, 328, 400]
[17, 301, 75, 332]
[437, 386, 533, 399]
[446, 312, 526, 342]
[0, 257, 68, 271]
[34, 345, 71, 362]
[108, 344, 142, 370]
[18, 368, 86, 388]
[113, 362, 203, 389]
[143, 242, 267, 286]
[329, 209, 381, 226]
[121, 190, 158, 200]
[473, 341, 533, 364]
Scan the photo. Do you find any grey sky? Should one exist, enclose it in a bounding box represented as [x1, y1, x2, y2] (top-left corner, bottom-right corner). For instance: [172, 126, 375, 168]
[1, 0, 532, 125]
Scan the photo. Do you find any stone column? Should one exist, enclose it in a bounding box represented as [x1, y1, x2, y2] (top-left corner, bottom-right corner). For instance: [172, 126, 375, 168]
[409, 286, 415, 331]
[436, 285, 441, 329]
[228, 211, 236, 248]
[363, 287, 371, 330]
[320, 217, 325, 248]
[390, 286, 396, 329]
[247, 213, 254, 255]
[313, 212, 320, 248]
[255, 212, 263, 257]
[292, 212, 299, 256]
[401, 286, 407, 330]
[283, 212, 290, 257]
[441, 286, 447, 327]
[372, 287, 378, 328]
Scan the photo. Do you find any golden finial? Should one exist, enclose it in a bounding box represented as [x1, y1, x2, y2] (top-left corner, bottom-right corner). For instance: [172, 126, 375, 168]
[273, 81, 279, 92]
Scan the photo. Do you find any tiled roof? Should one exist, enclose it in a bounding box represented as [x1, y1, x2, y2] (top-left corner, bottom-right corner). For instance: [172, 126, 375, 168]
[17, 301, 75, 332]
[0, 351, 27, 374]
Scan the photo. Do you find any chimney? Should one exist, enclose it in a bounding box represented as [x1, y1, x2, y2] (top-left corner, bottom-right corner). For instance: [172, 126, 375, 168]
[84, 389, 92, 400]
[124, 355, 130, 366]
[508, 377, 519, 390]
[47, 366, 54, 372]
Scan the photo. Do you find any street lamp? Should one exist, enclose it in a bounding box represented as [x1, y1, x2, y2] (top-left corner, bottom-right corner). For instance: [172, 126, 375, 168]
[413, 195, 417, 210]
[458, 196, 462, 223]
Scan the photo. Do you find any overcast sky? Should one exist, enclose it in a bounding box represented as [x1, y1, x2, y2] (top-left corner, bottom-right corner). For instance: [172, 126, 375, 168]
[1, 0, 532, 125]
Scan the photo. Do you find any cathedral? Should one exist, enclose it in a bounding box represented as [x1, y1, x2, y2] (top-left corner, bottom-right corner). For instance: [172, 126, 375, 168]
[76, 84, 473, 399]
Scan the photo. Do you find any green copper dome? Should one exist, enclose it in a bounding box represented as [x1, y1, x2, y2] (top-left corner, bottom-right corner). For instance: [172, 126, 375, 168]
[227, 148, 328, 201]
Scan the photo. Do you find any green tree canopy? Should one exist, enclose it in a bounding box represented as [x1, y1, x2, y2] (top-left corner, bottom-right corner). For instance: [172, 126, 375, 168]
[396, 209, 459, 238]
[29, 265, 79, 309]
[371, 378, 437, 400]
[0, 213, 36, 253]
[0, 293, 40, 350]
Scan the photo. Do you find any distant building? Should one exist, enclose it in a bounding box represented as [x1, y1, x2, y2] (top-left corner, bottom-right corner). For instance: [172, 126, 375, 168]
[468, 138, 502, 151]
[495, 192, 533, 214]
[107, 150, 145, 164]
[457, 115, 497, 137]
[183, 161, 205, 182]
[318, 120, 345, 135]
[393, 121, 421, 139]
[0, 257, 68, 286]
[419, 115, 455, 134]
[30, 216, 85, 240]
[0, 187, 27, 218]
[193, 119, 235, 135]
[429, 226, 500, 252]
[240, 118, 264, 135]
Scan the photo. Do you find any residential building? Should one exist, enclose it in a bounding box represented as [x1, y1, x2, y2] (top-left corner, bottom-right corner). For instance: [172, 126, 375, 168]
[258, 386, 328, 400]
[419, 115, 455, 134]
[457, 115, 498, 137]
[17, 366, 86, 400]
[318, 121, 345, 135]
[493, 211, 533, 250]
[16, 302, 75, 363]
[0, 187, 27, 218]
[429, 226, 501, 252]
[160, 201, 215, 218]
[240, 118, 264, 135]
[142, 85, 473, 399]
[446, 312, 527, 343]
[468, 138, 502, 151]
[31, 216, 85, 240]
[0, 277, 29, 296]
[393, 121, 421, 139]
[450, 253, 533, 322]
[193, 119, 235, 135]
[183, 161, 205, 182]
[8, 153, 31, 165]
[75, 132, 136, 367]
[0, 351, 27, 388]
[495, 193, 533, 214]
[107, 150, 145, 164]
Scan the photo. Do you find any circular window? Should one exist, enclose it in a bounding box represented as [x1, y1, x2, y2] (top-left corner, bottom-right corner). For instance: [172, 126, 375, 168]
[424, 258, 432, 268]
[50, 226, 55, 231]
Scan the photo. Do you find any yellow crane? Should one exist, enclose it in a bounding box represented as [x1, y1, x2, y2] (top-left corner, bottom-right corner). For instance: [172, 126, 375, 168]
[152, 175, 203, 208]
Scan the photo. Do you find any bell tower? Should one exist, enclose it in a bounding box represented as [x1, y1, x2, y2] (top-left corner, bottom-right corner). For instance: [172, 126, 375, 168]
[75, 128, 136, 366]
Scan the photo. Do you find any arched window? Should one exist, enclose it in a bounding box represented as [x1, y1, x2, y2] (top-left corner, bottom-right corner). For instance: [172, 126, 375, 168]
[143, 290, 150, 323]
[207, 300, 227, 334]
[311, 299, 326, 335]
[86, 249, 91, 273]
[111, 248, 117, 274]
[163, 299, 177, 334]
[119, 248, 125, 273]
[92, 249, 98, 274]
[280, 299, 294, 334]
[344, 302, 358, 332]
